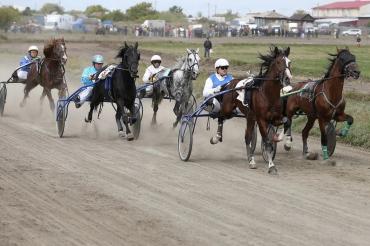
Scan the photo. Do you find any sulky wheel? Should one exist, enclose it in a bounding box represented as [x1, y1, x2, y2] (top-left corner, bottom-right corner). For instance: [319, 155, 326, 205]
[0, 83, 7, 117]
[132, 99, 142, 140]
[261, 125, 277, 163]
[178, 120, 194, 161]
[56, 99, 67, 138]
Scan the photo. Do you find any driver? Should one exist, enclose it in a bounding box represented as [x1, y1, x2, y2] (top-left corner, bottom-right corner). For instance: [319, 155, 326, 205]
[140, 55, 166, 97]
[75, 54, 104, 108]
[202, 58, 233, 112]
[16, 45, 40, 81]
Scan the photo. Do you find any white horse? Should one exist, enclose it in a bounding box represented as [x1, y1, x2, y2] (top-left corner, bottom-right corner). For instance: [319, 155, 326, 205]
[151, 48, 200, 127]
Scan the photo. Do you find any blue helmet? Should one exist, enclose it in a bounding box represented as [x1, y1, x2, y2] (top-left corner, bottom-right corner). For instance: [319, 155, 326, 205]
[92, 54, 104, 64]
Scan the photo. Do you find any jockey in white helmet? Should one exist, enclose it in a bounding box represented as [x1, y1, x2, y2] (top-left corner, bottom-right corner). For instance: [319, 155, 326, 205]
[75, 54, 105, 108]
[16, 45, 40, 80]
[140, 54, 166, 97]
[203, 58, 233, 113]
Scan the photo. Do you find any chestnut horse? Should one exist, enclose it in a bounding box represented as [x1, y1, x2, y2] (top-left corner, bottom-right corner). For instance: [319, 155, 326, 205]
[20, 38, 68, 111]
[283, 48, 360, 162]
[216, 46, 292, 174]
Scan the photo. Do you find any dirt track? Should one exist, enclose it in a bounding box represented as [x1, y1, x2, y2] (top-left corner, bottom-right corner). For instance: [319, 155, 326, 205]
[1, 43, 370, 246]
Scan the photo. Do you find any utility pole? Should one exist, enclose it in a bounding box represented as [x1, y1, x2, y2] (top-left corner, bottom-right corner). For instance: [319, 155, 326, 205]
[208, 2, 210, 18]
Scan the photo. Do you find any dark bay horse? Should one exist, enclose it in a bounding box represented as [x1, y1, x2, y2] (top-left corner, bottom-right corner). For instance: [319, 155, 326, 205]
[20, 38, 68, 111]
[151, 48, 200, 127]
[85, 42, 140, 140]
[283, 48, 360, 162]
[217, 46, 292, 174]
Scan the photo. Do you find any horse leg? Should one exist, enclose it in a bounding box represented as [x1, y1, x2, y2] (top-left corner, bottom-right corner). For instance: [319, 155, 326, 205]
[84, 103, 95, 123]
[115, 105, 125, 138]
[302, 117, 318, 160]
[20, 80, 38, 107]
[336, 113, 353, 137]
[40, 89, 47, 106]
[44, 89, 55, 112]
[257, 119, 277, 175]
[117, 98, 134, 141]
[318, 119, 335, 165]
[151, 99, 158, 126]
[210, 117, 224, 144]
[245, 117, 257, 169]
[172, 101, 181, 128]
[283, 116, 293, 151]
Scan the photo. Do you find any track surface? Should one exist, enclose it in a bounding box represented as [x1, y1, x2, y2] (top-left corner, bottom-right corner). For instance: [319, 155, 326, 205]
[1, 43, 370, 246]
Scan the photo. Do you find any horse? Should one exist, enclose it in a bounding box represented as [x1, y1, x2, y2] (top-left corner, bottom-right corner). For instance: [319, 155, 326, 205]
[216, 46, 292, 174]
[85, 42, 140, 141]
[20, 38, 68, 111]
[282, 48, 360, 162]
[151, 48, 200, 127]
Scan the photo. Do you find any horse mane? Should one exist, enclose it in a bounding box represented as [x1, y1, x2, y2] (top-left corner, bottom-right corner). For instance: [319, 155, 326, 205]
[255, 45, 282, 84]
[172, 55, 187, 70]
[324, 48, 349, 79]
[43, 38, 65, 58]
[115, 45, 129, 60]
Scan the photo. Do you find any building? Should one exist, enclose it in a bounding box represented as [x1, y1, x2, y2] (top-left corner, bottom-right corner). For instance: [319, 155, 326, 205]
[313, 0, 370, 18]
[254, 10, 288, 28]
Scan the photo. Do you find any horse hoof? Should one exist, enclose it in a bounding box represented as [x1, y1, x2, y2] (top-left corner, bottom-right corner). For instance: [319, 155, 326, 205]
[272, 134, 282, 142]
[118, 131, 126, 138]
[284, 144, 291, 151]
[84, 118, 91, 123]
[305, 152, 318, 160]
[126, 133, 134, 141]
[19, 102, 25, 108]
[268, 166, 278, 175]
[210, 136, 220, 145]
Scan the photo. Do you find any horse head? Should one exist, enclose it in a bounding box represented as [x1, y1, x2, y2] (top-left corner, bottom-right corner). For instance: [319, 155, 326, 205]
[336, 48, 360, 79]
[44, 38, 67, 64]
[117, 42, 140, 78]
[186, 48, 200, 80]
[259, 46, 292, 87]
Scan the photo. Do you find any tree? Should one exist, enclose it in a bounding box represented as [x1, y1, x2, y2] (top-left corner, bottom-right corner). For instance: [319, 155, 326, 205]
[169, 5, 183, 14]
[0, 6, 20, 30]
[126, 2, 158, 21]
[40, 3, 64, 14]
[84, 5, 108, 18]
[215, 10, 239, 21]
[103, 10, 126, 21]
[22, 7, 33, 16]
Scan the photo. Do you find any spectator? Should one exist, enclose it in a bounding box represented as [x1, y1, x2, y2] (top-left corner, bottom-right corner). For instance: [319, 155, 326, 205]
[203, 37, 212, 58]
[356, 34, 361, 47]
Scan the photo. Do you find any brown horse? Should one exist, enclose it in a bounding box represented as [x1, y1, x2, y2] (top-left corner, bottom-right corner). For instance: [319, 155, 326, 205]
[215, 46, 291, 174]
[20, 38, 68, 111]
[283, 48, 360, 162]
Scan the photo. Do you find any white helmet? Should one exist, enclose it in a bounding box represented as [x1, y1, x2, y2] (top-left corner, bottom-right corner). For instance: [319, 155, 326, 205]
[151, 55, 162, 62]
[215, 58, 229, 68]
[28, 45, 39, 52]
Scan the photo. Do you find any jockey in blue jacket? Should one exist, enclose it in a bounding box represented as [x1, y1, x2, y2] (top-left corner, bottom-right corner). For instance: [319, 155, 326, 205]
[16, 45, 40, 80]
[75, 54, 104, 108]
[202, 58, 233, 112]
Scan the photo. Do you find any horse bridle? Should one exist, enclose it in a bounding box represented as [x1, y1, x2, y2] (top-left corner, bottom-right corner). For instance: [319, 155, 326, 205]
[185, 50, 199, 78]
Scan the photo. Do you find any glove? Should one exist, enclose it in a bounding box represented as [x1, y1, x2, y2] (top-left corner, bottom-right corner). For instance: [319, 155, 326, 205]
[213, 85, 222, 93]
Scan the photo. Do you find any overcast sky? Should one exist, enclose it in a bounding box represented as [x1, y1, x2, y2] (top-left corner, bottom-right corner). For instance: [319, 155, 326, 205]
[1, 0, 334, 16]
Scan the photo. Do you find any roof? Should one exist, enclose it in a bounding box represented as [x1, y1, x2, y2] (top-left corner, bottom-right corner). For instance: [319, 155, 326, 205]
[290, 13, 315, 21]
[254, 10, 288, 19]
[313, 1, 370, 10]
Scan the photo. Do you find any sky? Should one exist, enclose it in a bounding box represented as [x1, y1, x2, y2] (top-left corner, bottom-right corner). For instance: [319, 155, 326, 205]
[1, 0, 334, 16]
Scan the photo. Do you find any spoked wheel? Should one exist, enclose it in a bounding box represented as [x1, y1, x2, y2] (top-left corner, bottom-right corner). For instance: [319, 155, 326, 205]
[326, 120, 337, 157]
[261, 125, 277, 163]
[132, 98, 142, 140]
[250, 122, 258, 153]
[178, 120, 194, 161]
[0, 83, 7, 116]
[56, 99, 67, 138]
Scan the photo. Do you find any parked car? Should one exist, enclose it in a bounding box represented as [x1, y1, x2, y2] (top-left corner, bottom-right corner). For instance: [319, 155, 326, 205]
[342, 29, 362, 36]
